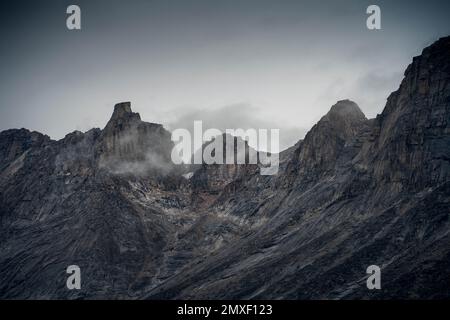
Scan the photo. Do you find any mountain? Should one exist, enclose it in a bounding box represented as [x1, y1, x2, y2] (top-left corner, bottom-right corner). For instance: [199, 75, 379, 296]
[0, 36, 449, 299]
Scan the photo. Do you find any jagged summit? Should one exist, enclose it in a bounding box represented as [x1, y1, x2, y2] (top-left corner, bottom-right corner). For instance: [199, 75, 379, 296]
[98, 102, 175, 176]
[305, 99, 367, 143]
[291, 98, 369, 179]
[1, 36, 450, 300]
[358, 35, 450, 189]
[114, 101, 132, 114]
[106, 102, 141, 128]
[327, 99, 366, 120]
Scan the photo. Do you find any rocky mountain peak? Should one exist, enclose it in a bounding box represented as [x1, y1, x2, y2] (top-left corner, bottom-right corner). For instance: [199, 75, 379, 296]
[0, 129, 51, 170]
[1, 37, 450, 300]
[327, 99, 366, 121]
[289, 99, 368, 180]
[105, 102, 141, 129]
[98, 102, 176, 176]
[321, 99, 367, 141]
[190, 133, 260, 195]
[359, 36, 450, 189]
[380, 36, 450, 119]
[114, 101, 132, 114]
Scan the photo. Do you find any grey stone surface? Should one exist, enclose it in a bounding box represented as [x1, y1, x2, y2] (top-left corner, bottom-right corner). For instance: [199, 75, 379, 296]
[1, 36, 449, 299]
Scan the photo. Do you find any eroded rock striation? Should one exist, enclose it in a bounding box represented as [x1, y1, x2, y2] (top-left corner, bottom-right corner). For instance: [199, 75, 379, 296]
[1, 36, 449, 299]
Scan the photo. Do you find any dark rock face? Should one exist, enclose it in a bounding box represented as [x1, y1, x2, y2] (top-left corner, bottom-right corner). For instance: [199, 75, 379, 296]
[290, 99, 369, 184]
[1, 37, 450, 299]
[358, 38, 450, 190]
[98, 102, 176, 177]
[190, 134, 260, 194]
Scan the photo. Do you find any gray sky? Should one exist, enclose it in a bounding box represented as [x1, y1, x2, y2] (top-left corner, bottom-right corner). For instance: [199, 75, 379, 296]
[1, 0, 449, 150]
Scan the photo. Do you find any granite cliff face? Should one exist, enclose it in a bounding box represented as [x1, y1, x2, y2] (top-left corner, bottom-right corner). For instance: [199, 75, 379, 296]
[1, 37, 449, 299]
[98, 102, 177, 177]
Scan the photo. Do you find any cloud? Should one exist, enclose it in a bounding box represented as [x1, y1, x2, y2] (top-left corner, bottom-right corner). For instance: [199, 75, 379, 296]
[166, 103, 306, 152]
[315, 69, 405, 119]
[97, 127, 176, 176]
[351, 71, 404, 116]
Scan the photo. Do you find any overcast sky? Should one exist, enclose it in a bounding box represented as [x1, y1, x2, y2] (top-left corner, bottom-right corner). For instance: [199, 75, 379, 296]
[1, 0, 450, 150]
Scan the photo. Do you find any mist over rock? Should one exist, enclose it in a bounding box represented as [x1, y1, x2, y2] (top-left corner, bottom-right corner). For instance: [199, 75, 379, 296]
[98, 102, 177, 176]
[1, 37, 450, 299]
